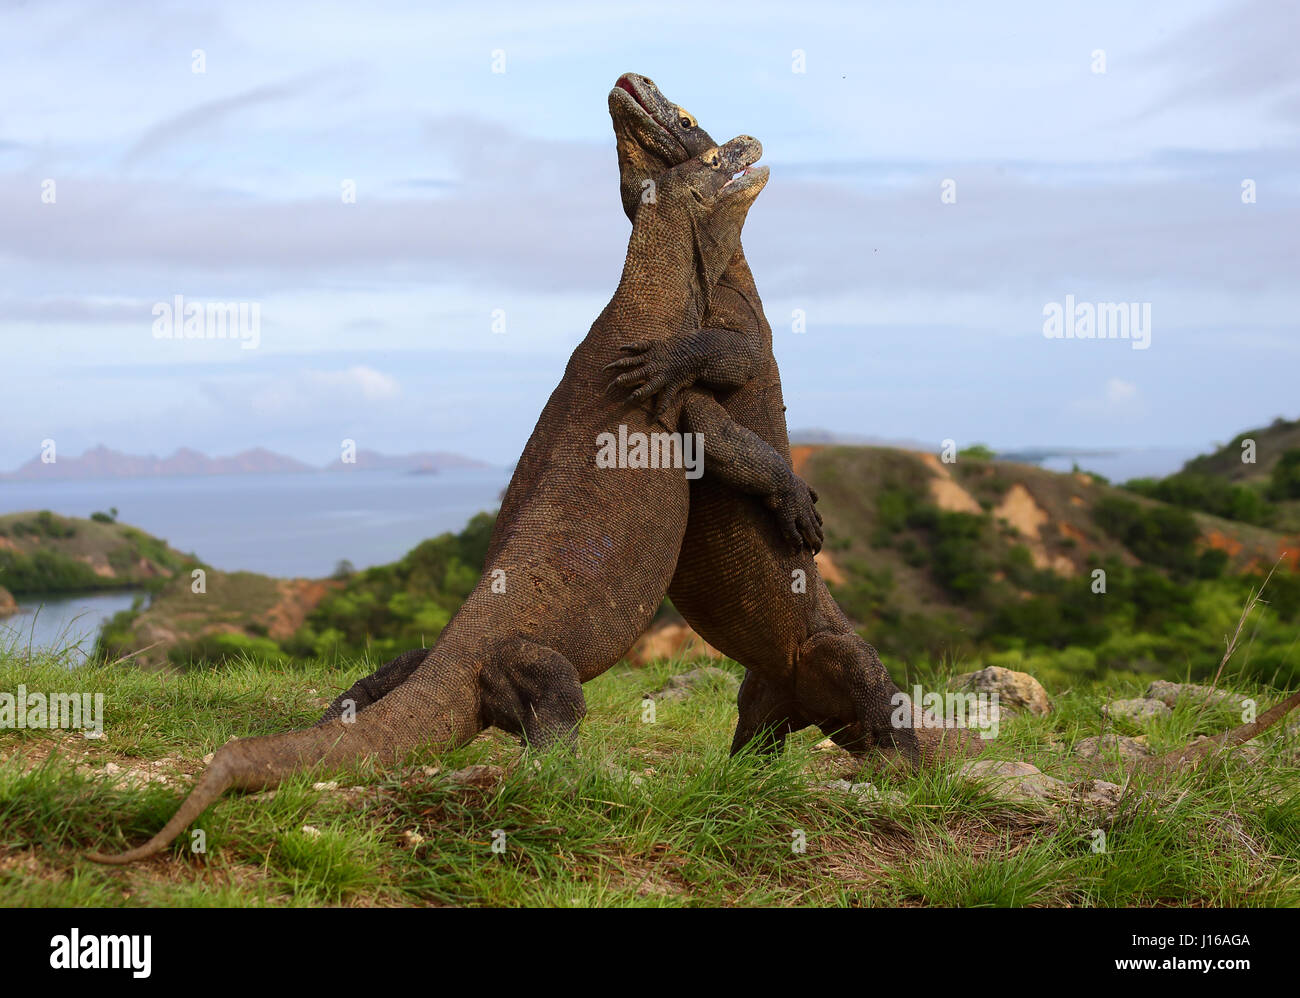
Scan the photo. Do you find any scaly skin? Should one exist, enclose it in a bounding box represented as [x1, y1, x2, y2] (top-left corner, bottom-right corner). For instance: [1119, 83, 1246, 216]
[334, 76, 919, 763]
[607, 73, 916, 759]
[606, 74, 1300, 772]
[88, 138, 815, 864]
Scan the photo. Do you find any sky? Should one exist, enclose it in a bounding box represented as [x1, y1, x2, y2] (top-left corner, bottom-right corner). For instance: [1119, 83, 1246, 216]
[1, 0, 1297, 469]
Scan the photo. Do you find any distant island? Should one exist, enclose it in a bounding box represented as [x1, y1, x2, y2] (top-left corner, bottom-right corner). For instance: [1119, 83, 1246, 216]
[0, 445, 493, 482]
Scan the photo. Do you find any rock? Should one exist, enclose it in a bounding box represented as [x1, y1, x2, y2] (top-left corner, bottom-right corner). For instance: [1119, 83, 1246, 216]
[958, 759, 1067, 801]
[1070, 779, 1126, 814]
[300, 825, 321, 838]
[821, 779, 906, 806]
[650, 666, 738, 702]
[0, 586, 17, 618]
[948, 666, 1050, 716]
[813, 738, 840, 752]
[1073, 734, 1152, 761]
[420, 765, 441, 778]
[202, 753, 214, 765]
[627, 621, 723, 667]
[445, 764, 504, 788]
[312, 781, 339, 792]
[1102, 698, 1171, 724]
[103, 762, 122, 775]
[603, 762, 645, 787]
[1145, 681, 1250, 712]
[400, 829, 425, 848]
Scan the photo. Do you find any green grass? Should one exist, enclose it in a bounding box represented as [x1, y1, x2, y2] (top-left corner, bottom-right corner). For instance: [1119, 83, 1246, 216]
[1, 642, 1297, 907]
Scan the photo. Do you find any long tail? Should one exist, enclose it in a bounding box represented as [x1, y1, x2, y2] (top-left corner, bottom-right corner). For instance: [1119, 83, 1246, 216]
[1148, 688, 1300, 770]
[87, 657, 481, 864]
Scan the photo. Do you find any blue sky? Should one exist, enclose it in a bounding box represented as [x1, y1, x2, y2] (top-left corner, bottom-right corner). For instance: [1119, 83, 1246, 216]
[1, 0, 1297, 468]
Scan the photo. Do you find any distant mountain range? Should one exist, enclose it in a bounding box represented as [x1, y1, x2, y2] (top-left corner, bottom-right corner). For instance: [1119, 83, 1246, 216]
[0, 445, 492, 482]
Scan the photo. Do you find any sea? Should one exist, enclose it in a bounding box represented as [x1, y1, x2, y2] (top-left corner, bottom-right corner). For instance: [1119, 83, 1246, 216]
[0, 468, 511, 657]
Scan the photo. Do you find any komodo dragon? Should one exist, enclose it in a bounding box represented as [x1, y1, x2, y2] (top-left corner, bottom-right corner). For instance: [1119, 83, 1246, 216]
[89, 136, 825, 864]
[606, 73, 920, 759]
[325, 75, 923, 766]
[324, 75, 1300, 774]
[603, 73, 1300, 772]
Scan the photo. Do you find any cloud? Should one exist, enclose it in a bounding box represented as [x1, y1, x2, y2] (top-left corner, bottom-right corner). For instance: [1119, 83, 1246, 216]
[1106, 378, 1138, 404]
[198, 365, 401, 420]
[120, 76, 321, 168]
[1140, 0, 1300, 121]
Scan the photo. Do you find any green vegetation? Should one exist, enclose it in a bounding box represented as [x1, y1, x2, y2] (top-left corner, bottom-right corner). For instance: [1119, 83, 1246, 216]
[283, 513, 494, 663]
[1124, 417, 1300, 530]
[798, 446, 1300, 688]
[0, 511, 198, 597]
[1, 646, 1296, 907]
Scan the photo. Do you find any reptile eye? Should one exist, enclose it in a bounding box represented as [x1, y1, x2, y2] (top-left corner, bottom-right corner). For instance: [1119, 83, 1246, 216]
[709, 155, 719, 167]
[680, 117, 693, 129]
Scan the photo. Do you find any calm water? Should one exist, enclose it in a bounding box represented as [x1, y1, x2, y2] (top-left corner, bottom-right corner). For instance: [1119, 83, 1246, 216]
[1, 590, 142, 661]
[0, 468, 510, 653]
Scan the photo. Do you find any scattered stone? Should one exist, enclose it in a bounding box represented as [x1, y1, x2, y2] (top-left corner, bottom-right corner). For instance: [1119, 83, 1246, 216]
[420, 765, 441, 778]
[202, 753, 214, 765]
[1071, 778, 1126, 813]
[103, 762, 122, 776]
[958, 759, 1067, 801]
[1145, 681, 1250, 712]
[650, 666, 738, 702]
[83, 731, 105, 741]
[400, 829, 425, 848]
[312, 781, 339, 792]
[813, 738, 842, 752]
[1074, 734, 1152, 761]
[300, 825, 321, 838]
[603, 762, 645, 787]
[821, 779, 906, 806]
[1102, 698, 1171, 724]
[445, 764, 504, 788]
[948, 666, 1050, 716]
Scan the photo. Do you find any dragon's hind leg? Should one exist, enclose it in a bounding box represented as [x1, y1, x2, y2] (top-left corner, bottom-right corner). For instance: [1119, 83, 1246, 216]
[318, 647, 430, 723]
[478, 639, 587, 750]
[797, 631, 920, 767]
[730, 670, 810, 755]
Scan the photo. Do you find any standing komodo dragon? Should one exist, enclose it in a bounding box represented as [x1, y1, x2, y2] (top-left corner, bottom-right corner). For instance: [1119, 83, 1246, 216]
[328, 76, 1300, 775]
[89, 137, 827, 864]
[606, 74, 921, 759]
[604, 73, 1300, 772]
[325, 76, 923, 767]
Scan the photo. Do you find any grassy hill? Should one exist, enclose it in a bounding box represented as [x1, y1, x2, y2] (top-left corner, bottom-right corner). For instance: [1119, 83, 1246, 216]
[2, 647, 1297, 907]
[86, 431, 1300, 689]
[0, 510, 199, 596]
[798, 444, 1300, 687]
[1125, 416, 1300, 532]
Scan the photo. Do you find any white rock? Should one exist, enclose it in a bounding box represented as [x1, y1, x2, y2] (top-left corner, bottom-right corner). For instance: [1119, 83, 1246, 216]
[959, 759, 1067, 801]
[1102, 698, 1171, 724]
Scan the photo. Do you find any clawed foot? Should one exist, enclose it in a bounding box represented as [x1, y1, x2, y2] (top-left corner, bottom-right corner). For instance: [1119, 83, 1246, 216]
[604, 340, 693, 424]
[766, 479, 823, 552]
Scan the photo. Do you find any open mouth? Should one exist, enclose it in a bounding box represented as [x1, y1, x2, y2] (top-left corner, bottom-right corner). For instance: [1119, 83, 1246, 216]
[615, 74, 654, 116]
[721, 164, 769, 194]
[722, 165, 758, 190]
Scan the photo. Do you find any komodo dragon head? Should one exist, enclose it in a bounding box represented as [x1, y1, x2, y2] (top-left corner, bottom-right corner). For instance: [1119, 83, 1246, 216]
[609, 72, 723, 222]
[629, 132, 770, 301]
